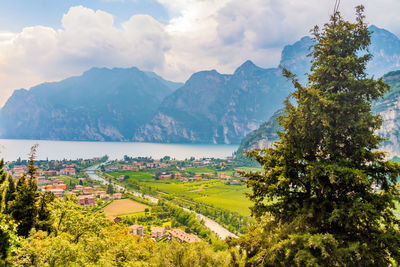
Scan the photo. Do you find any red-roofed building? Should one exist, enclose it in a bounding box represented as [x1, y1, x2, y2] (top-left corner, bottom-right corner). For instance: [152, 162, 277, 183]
[78, 195, 95, 206]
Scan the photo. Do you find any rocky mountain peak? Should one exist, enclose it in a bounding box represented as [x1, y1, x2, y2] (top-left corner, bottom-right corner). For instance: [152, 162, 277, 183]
[234, 60, 263, 76]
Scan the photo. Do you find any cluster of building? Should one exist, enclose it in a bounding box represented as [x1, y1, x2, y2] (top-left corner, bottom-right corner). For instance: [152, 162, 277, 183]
[72, 185, 123, 207]
[9, 163, 77, 179]
[105, 160, 171, 172]
[128, 225, 201, 243]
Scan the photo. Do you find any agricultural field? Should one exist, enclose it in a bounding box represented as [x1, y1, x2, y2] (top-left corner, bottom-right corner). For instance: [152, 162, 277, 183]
[109, 171, 253, 216]
[103, 199, 150, 218]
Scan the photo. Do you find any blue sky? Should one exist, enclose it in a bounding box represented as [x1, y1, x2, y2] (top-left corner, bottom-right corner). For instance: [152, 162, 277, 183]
[0, 0, 400, 106]
[0, 0, 170, 31]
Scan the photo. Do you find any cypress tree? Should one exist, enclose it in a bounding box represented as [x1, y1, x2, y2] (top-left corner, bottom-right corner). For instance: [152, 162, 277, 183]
[10, 175, 38, 237]
[0, 159, 6, 185]
[4, 176, 15, 214]
[36, 191, 55, 233]
[10, 145, 39, 237]
[240, 6, 400, 266]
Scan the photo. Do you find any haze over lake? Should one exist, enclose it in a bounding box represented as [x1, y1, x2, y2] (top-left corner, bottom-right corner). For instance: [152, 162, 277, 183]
[0, 139, 238, 161]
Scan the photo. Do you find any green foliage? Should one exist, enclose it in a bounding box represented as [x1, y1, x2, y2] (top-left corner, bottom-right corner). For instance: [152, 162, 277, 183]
[11, 196, 240, 266]
[241, 6, 400, 265]
[10, 174, 39, 237]
[106, 182, 114, 195]
[153, 240, 234, 267]
[36, 191, 55, 233]
[10, 146, 40, 238]
[0, 214, 18, 265]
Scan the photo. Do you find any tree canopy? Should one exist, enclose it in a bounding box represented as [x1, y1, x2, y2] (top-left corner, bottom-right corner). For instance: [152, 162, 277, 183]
[240, 5, 400, 266]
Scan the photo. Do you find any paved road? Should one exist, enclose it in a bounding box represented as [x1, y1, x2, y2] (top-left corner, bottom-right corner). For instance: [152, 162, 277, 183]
[85, 164, 238, 239]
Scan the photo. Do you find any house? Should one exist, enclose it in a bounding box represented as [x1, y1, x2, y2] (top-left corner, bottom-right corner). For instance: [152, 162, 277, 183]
[105, 166, 122, 172]
[158, 174, 172, 180]
[60, 168, 76, 176]
[44, 185, 54, 191]
[151, 227, 166, 240]
[78, 195, 96, 206]
[218, 173, 231, 180]
[94, 190, 106, 196]
[71, 189, 80, 195]
[43, 170, 58, 176]
[113, 192, 122, 199]
[194, 174, 202, 180]
[168, 228, 202, 243]
[99, 194, 110, 200]
[36, 177, 50, 186]
[83, 187, 93, 195]
[50, 188, 65, 198]
[129, 225, 144, 237]
[12, 166, 26, 178]
[122, 165, 139, 172]
[63, 164, 76, 168]
[75, 185, 84, 191]
[56, 184, 67, 190]
[202, 173, 215, 178]
[174, 172, 182, 179]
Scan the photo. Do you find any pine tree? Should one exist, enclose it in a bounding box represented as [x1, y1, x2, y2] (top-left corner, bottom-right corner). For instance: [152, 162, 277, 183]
[0, 159, 6, 185]
[36, 191, 55, 233]
[10, 145, 39, 237]
[4, 176, 15, 214]
[107, 182, 114, 195]
[240, 6, 400, 266]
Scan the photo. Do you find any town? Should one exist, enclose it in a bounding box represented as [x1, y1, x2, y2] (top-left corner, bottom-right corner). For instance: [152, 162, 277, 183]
[4, 155, 252, 244]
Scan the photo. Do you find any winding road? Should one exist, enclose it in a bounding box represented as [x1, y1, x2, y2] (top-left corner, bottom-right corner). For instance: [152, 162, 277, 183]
[85, 164, 238, 240]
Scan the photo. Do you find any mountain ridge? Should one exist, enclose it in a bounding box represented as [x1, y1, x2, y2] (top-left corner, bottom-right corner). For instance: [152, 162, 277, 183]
[2, 25, 400, 144]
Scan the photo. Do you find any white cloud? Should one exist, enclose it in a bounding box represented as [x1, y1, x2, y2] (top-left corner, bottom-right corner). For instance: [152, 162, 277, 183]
[0, 6, 169, 106]
[1, 1, 400, 106]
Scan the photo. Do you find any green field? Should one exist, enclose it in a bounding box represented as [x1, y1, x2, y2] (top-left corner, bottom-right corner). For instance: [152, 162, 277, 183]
[104, 199, 149, 218]
[185, 167, 217, 173]
[109, 171, 252, 216]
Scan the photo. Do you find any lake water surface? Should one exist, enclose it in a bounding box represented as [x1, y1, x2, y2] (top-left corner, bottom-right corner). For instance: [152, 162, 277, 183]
[0, 139, 238, 161]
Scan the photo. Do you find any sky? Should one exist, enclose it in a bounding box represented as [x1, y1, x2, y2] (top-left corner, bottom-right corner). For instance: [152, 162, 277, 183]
[0, 0, 400, 106]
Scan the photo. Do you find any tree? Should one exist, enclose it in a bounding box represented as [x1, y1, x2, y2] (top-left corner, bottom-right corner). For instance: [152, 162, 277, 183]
[36, 191, 55, 233]
[240, 5, 400, 266]
[106, 182, 114, 195]
[3, 176, 16, 214]
[10, 145, 40, 237]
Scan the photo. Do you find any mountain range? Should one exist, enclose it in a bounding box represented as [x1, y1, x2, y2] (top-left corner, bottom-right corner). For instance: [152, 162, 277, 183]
[0, 67, 181, 141]
[2, 25, 400, 148]
[238, 63, 400, 157]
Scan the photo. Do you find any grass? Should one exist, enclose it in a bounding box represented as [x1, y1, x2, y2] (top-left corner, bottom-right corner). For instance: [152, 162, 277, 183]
[109, 171, 154, 181]
[109, 171, 252, 216]
[103, 199, 150, 218]
[185, 167, 217, 173]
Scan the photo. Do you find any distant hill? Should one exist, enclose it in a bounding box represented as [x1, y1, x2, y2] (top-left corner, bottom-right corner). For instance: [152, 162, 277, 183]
[237, 70, 400, 157]
[279, 25, 400, 79]
[2, 25, 400, 144]
[135, 25, 400, 144]
[134, 61, 291, 144]
[236, 109, 284, 154]
[0, 67, 181, 141]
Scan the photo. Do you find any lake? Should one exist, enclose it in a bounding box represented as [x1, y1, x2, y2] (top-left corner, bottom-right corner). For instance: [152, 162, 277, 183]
[0, 139, 238, 161]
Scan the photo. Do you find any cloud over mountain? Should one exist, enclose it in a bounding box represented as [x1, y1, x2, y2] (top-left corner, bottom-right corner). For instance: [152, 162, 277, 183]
[2, 1, 400, 106]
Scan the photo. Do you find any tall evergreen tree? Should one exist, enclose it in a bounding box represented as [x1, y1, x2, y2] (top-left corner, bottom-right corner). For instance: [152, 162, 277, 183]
[240, 6, 400, 266]
[0, 159, 6, 185]
[10, 145, 39, 237]
[36, 191, 55, 233]
[4, 176, 16, 214]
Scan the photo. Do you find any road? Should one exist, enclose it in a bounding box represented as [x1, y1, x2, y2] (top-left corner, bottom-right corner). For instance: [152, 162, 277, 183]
[85, 164, 238, 239]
